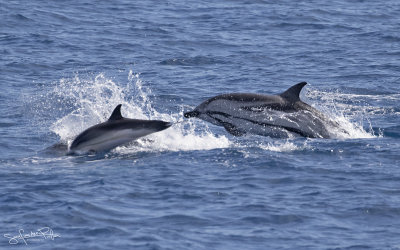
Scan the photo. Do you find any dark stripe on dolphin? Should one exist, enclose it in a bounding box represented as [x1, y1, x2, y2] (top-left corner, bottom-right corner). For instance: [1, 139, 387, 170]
[206, 111, 312, 138]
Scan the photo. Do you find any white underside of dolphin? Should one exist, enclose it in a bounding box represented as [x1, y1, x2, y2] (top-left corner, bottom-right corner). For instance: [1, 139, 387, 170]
[184, 82, 341, 138]
[68, 104, 171, 154]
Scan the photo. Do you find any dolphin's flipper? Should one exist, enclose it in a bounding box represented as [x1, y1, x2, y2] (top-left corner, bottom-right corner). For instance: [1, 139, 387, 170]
[222, 123, 245, 136]
[279, 82, 307, 101]
[109, 104, 123, 121]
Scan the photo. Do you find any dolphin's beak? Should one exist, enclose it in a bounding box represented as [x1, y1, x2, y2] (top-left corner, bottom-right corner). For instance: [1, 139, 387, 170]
[184, 110, 200, 118]
[158, 121, 173, 130]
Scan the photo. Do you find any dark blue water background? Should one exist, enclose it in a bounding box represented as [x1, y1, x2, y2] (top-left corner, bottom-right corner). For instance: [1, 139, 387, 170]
[1, 0, 400, 249]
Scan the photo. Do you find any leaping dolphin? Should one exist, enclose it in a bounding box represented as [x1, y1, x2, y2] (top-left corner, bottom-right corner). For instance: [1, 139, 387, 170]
[184, 82, 339, 138]
[68, 104, 171, 154]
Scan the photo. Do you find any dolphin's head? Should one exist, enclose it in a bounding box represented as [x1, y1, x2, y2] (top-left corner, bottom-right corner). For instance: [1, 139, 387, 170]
[183, 104, 221, 126]
[184, 99, 211, 118]
[151, 120, 173, 131]
[184, 110, 200, 118]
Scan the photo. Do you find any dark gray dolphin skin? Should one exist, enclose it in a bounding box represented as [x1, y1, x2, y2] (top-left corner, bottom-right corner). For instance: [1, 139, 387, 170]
[184, 82, 338, 138]
[68, 104, 171, 154]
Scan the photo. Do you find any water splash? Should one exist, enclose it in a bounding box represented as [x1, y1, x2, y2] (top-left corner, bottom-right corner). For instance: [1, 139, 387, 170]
[49, 71, 231, 152]
[304, 88, 381, 139]
[259, 140, 311, 152]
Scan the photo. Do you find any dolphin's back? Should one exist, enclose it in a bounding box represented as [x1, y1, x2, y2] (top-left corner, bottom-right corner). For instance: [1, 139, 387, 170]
[203, 93, 290, 112]
[205, 93, 283, 104]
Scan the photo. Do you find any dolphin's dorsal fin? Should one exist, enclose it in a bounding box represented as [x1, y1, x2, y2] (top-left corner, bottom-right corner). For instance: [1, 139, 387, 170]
[279, 82, 307, 101]
[109, 104, 123, 121]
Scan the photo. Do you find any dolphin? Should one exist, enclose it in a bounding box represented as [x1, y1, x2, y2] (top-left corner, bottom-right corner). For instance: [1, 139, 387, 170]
[68, 104, 171, 154]
[184, 82, 339, 138]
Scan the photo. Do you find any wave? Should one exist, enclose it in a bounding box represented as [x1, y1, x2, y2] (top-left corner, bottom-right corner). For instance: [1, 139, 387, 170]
[159, 56, 225, 66]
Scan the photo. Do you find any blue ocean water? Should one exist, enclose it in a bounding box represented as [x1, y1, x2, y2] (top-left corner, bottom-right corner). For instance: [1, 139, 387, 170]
[1, 0, 400, 249]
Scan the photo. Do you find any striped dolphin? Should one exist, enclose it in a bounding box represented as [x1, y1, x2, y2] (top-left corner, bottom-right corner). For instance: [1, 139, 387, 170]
[184, 82, 338, 138]
[68, 104, 171, 154]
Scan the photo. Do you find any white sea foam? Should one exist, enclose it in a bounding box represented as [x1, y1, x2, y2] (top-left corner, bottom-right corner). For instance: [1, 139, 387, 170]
[259, 140, 311, 152]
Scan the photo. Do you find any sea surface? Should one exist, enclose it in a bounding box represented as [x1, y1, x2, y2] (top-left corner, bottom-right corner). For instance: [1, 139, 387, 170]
[1, 0, 400, 249]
